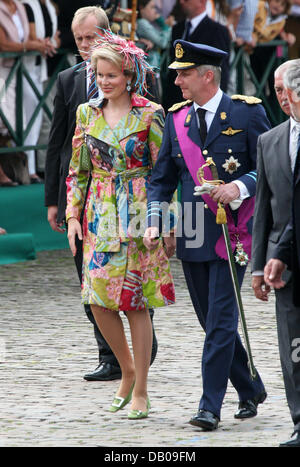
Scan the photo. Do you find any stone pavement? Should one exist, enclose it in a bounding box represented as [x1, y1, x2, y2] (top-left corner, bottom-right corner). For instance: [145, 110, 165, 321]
[0, 249, 294, 447]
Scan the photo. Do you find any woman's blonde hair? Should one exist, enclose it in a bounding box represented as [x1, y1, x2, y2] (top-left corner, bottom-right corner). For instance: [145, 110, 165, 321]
[89, 30, 153, 95]
[91, 46, 137, 92]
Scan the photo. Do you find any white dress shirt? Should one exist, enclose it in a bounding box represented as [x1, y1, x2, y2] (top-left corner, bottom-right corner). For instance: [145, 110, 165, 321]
[187, 11, 207, 36]
[289, 117, 300, 172]
[194, 89, 249, 200]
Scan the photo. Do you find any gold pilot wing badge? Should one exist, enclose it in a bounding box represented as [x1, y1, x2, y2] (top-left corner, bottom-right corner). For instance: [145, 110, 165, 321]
[221, 127, 243, 136]
[222, 156, 241, 174]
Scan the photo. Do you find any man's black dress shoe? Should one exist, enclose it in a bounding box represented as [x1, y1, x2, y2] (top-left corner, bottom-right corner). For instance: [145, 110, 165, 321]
[279, 431, 300, 447]
[234, 391, 267, 419]
[84, 362, 122, 381]
[189, 410, 219, 431]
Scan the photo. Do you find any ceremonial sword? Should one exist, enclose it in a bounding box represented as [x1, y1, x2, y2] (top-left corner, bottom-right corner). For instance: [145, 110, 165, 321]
[194, 157, 257, 380]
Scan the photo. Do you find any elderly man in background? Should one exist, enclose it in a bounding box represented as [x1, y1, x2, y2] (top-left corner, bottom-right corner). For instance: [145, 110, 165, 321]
[252, 59, 300, 447]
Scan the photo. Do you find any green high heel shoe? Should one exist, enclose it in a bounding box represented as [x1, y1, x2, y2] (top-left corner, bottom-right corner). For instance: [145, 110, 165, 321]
[109, 382, 135, 413]
[128, 397, 151, 420]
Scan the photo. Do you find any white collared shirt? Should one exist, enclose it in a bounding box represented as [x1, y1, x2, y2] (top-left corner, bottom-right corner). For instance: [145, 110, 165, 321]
[187, 11, 207, 35]
[289, 117, 300, 172]
[194, 88, 223, 131]
[194, 89, 249, 200]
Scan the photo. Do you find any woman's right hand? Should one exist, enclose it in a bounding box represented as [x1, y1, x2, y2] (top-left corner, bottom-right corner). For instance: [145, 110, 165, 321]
[67, 218, 82, 257]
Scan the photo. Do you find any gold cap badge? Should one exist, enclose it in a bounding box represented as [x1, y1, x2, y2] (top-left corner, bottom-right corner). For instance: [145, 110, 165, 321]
[175, 43, 184, 59]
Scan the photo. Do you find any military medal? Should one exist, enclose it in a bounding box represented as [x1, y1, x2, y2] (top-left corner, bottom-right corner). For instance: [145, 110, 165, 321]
[222, 156, 241, 174]
[234, 237, 249, 266]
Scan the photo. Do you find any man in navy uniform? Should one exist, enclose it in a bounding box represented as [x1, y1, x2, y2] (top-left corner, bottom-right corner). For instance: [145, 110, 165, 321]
[144, 40, 269, 430]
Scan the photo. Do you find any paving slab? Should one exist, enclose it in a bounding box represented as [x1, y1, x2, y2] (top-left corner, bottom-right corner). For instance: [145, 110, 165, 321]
[0, 249, 294, 447]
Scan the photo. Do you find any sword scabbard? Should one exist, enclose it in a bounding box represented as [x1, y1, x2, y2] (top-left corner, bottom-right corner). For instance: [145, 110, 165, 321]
[197, 157, 258, 381]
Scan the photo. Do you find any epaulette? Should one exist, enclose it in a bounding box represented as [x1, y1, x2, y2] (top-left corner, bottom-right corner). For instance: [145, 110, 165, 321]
[231, 94, 262, 104]
[168, 100, 193, 112]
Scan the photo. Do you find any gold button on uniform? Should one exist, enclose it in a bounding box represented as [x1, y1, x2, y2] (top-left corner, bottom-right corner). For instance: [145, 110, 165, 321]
[204, 204, 208, 209]
[203, 149, 208, 155]
[228, 148, 232, 153]
[177, 154, 182, 158]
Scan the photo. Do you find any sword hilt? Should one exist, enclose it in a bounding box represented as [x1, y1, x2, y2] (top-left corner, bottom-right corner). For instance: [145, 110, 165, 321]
[197, 157, 227, 224]
[196, 157, 224, 187]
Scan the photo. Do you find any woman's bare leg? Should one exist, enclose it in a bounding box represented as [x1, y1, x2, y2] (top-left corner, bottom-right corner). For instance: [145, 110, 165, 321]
[90, 305, 135, 397]
[126, 309, 152, 412]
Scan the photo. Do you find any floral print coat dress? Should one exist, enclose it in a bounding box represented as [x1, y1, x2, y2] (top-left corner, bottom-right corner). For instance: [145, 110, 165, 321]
[66, 94, 175, 311]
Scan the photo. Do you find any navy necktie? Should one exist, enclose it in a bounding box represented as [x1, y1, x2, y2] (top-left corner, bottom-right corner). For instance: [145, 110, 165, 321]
[182, 20, 192, 40]
[197, 108, 207, 145]
[87, 70, 99, 101]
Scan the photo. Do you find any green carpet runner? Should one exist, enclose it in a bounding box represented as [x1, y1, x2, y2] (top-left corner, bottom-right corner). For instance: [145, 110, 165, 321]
[0, 184, 68, 264]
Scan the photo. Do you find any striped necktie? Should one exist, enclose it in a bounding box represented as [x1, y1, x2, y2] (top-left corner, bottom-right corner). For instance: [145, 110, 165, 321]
[87, 70, 99, 101]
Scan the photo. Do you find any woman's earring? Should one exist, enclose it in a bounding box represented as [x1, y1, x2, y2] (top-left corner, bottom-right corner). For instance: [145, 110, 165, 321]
[126, 81, 131, 92]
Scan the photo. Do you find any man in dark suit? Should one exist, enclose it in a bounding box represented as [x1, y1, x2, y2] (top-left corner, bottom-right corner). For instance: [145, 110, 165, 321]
[163, 0, 231, 111]
[264, 59, 300, 447]
[251, 59, 300, 447]
[144, 40, 269, 431]
[45, 6, 157, 382]
[55, 0, 112, 51]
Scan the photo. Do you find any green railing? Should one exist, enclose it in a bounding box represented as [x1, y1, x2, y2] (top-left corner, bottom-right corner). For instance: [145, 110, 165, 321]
[232, 39, 289, 125]
[0, 40, 289, 155]
[0, 49, 71, 154]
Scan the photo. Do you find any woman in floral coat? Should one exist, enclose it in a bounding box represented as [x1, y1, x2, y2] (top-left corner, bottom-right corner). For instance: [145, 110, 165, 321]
[66, 32, 175, 419]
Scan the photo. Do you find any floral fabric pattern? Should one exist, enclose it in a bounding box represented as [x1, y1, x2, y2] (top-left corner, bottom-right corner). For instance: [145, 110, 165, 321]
[66, 94, 175, 311]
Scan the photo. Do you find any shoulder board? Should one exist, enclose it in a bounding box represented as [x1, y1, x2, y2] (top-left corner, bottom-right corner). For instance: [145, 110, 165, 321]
[231, 94, 262, 104]
[168, 100, 193, 112]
